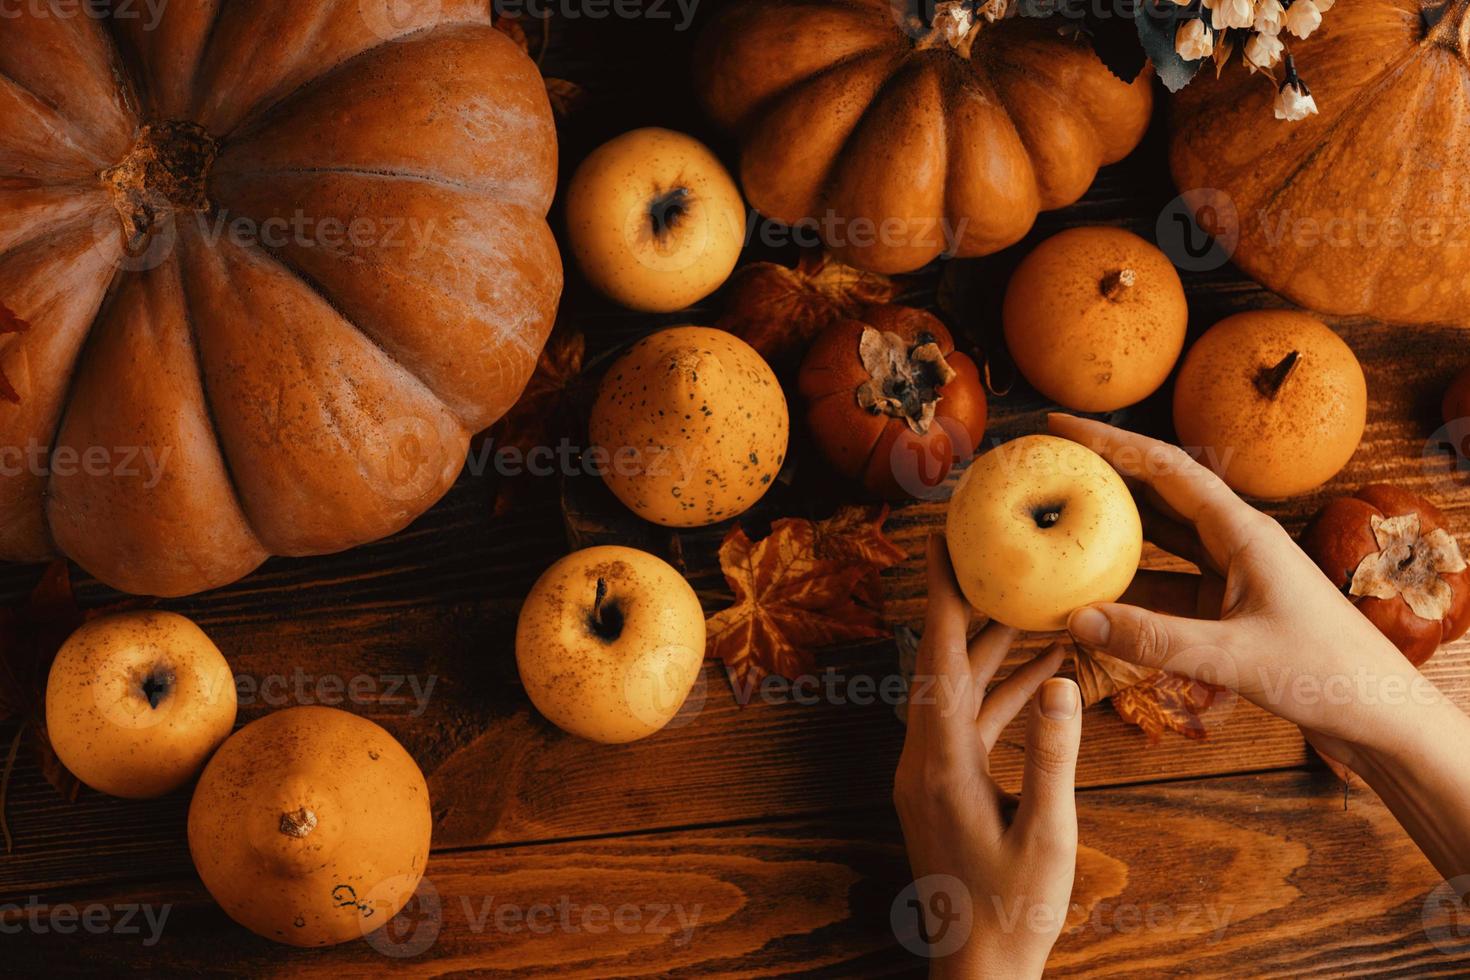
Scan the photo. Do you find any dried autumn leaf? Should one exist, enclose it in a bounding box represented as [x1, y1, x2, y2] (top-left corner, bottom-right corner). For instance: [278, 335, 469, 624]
[1072, 644, 1156, 707]
[0, 300, 29, 405]
[717, 252, 899, 371]
[544, 77, 589, 119]
[1111, 673, 1219, 744]
[488, 328, 588, 517]
[707, 507, 904, 697]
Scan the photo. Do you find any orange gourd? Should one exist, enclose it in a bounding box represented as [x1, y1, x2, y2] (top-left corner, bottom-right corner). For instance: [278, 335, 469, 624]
[0, 2, 561, 596]
[695, 2, 1154, 273]
[187, 706, 432, 947]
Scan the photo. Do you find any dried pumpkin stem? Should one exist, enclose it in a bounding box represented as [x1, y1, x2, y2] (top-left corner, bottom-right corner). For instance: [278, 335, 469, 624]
[1254, 351, 1302, 399]
[1100, 268, 1137, 302]
[1424, 0, 1470, 59]
[279, 806, 318, 840]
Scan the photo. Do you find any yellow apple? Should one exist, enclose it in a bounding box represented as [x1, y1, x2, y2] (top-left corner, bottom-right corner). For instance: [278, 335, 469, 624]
[516, 546, 706, 743]
[46, 611, 237, 798]
[565, 127, 746, 312]
[946, 435, 1142, 631]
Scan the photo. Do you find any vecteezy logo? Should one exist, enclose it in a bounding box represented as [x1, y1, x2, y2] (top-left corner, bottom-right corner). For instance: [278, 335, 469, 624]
[1422, 875, 1470, 956]
[363, 875, 442, 959]
[1156, 189, 1240, 273]
[1422, 416, 1470, 499]
[381, 416, 449, 502]
[890, 874, 973, 958]
[357, 0, 443, 41]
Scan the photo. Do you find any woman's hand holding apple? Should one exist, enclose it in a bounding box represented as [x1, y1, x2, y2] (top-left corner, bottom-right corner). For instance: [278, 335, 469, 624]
[1050, 413, 1470, 884]
[893, 536, 1080, 979]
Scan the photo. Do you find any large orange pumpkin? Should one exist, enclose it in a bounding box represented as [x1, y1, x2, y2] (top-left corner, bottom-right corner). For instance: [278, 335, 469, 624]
[1171, 0, 1470, 324]
[0, 1, 561, 596]
[695, 2, 1154, 273]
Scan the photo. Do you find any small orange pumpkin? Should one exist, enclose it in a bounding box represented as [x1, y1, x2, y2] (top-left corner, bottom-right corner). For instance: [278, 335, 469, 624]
[799, 305, 986, 499]
[695, 3, 1153, 273]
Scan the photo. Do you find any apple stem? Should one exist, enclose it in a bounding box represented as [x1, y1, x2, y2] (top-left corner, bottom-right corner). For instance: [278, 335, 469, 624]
[1255, 351, 1302, 399]
[279, 806, 318, 840]
[1100, 268, 1136, 302]
[593, 577, 608, 629]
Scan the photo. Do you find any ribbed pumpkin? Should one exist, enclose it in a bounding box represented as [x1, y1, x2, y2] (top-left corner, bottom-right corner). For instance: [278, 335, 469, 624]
[1171, 0, 1470, 323]
[0, 1, 561, 596]
[695, 2, 1154, 273]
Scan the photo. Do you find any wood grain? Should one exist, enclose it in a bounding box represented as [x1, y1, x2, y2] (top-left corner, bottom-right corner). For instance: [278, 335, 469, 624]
[1, 773, 1463, 977]
[3, 2, 1470, 972]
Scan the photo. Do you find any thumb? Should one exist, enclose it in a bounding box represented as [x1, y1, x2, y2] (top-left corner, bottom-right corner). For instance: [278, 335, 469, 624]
[1014, 678, 1081, 844]
[1068, 603, 1233, 680]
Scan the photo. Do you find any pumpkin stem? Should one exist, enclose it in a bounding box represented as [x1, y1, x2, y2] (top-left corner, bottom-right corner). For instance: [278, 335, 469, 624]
[101, 121, 218, 257]
[279, 807, 318, 840]
[1254, 351, 1302, 399]
[914, 1, 1011, 58]
[855, 327, 958, 435]
[1425, 0, 1470, 59]
[1100, 268, 1137, 302]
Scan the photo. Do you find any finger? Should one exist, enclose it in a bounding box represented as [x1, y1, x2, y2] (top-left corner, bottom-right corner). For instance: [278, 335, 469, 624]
[978, 644, 1066, 748]
[1047, 414, 1271, 571]
[1067, 601, 1237, 680]
[968, 621, 1020, 697]
[914, 534, 979, 748]
[1014, 678, 1082, 843]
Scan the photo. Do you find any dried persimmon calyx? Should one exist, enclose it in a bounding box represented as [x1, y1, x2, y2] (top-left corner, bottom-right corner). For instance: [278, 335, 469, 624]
[1349, 513, 1469, 621]
[854, 327, 957, 435]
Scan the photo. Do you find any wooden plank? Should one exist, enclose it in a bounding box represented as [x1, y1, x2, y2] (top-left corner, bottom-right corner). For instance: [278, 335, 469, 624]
[1, 771, 1462, 977]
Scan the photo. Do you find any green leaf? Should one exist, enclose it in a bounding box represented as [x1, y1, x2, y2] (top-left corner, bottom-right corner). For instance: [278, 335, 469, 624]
[1136, 0, 1203, 93]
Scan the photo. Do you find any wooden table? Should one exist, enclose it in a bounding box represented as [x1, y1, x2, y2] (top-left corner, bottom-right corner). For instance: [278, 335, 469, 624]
[4, 6, 1470, 976]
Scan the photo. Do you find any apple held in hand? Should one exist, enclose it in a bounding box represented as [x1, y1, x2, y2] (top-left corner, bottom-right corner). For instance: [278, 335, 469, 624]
[517, 546, 706, 743]
[946, 435, 1142, 632]
[566, 127, 746, 313]
[46, 611, 237, 798]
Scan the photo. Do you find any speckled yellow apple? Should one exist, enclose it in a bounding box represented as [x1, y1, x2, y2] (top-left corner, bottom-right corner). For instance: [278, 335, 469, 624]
[566, 127, 746, 312]
[516, 546, 706, 743]
[45, 611, 237, 798]
[946, 435, 1142, 632]
[590, 326, 788, 528]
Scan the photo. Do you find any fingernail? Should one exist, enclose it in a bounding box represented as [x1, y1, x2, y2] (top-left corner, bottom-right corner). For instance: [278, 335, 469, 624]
[1041, 678, 1079, 720]
[1068, 607, 1111, 647]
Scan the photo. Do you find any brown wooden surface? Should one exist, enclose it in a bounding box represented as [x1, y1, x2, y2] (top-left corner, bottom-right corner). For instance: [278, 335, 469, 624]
[3, 3, 1470, 976]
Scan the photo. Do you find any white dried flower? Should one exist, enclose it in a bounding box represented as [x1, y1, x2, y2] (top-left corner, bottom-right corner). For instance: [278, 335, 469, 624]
[1275, 79, 1319, 121]
[1204, 0, 1254, 31]
[931, 1, 977, 46]
[1176, 18, 1214, 61]
[1254, 0, 1285, 34]
[1245, 30, 1285, 71]
[1284, 0, 1322, 39]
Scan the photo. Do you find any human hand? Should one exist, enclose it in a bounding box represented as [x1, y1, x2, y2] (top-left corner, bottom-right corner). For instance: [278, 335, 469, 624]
[893, 534, 1079, 979]
[1048, 413, 1436, 764]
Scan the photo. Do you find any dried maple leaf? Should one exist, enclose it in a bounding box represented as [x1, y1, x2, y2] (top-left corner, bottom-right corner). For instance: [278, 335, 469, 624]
[0, 301, 29, 405]
[493, 15, 586, 121]
[487, 328, 588, 517]
[1072, 644, 1157, 707]
[707, 506, 904, 697]
[716, 252, 899, 371]
[1111, 674, 1219, 744]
